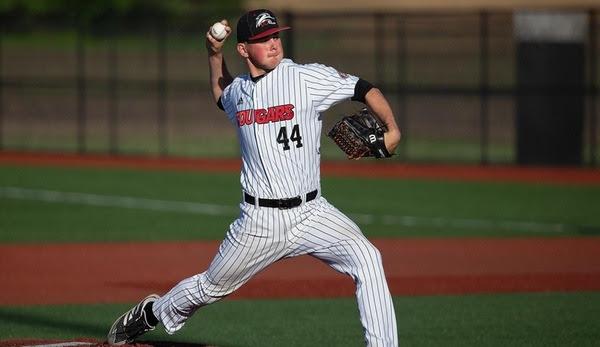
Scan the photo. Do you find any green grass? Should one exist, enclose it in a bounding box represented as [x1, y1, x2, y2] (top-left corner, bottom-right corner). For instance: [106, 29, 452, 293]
[1, 293, 599, 346]
[1, 164, 600, 242]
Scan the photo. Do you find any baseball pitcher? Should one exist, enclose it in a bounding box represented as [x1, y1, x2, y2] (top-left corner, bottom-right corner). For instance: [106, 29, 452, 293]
[108, 8, 401, 347]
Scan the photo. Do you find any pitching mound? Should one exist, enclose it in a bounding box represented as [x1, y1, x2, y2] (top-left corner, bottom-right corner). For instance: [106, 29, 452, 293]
[0, 340, 216, 347]
[0, 339, 107, 347]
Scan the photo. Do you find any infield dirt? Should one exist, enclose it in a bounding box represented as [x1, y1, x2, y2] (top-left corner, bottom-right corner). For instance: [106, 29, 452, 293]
[1, 238, 600, 305]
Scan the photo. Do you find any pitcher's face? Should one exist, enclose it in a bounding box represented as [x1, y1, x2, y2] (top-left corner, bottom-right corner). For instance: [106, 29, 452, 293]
[240, 34, 284, 73]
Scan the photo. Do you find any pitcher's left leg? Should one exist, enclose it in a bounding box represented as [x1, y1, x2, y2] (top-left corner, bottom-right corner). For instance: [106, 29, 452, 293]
[289, 198, 398, 346]
[319, 235, 397, 347]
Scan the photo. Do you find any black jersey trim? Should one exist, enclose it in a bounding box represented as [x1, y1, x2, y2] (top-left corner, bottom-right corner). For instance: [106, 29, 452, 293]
[351, 78, 374, 103]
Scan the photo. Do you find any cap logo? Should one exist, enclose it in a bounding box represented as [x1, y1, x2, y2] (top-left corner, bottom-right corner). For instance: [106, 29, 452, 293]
[255, 12, 276, 28]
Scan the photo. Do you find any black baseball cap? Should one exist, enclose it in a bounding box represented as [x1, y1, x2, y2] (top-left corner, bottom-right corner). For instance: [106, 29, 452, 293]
[236, 9, 291, 43]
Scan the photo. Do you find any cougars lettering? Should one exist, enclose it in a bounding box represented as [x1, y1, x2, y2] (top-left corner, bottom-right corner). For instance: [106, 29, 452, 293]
[237, 104, 294, 127]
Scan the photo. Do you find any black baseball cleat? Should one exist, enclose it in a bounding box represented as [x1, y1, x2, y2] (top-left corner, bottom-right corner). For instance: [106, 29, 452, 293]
[107, 294, 160, 345]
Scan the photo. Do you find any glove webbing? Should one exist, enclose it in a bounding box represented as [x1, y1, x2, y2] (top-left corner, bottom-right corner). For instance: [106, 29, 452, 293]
[329, 120, 371, 159]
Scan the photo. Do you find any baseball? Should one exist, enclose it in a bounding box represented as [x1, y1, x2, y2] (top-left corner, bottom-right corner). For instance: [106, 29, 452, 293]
[210, 22, 227, 41]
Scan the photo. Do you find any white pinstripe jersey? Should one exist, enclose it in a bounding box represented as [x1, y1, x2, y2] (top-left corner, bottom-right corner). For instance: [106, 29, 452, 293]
[221, 59, 359, 199]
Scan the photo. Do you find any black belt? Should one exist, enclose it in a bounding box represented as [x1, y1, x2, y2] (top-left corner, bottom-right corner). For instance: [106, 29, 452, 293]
[244, 190, 318, 209]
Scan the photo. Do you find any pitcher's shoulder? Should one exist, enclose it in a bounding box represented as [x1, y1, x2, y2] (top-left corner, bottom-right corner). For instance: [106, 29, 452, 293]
[224, 74, 251, 92]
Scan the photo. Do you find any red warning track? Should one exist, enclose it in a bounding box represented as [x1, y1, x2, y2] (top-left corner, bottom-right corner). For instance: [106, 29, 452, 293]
[1, 150, 600, 185]
[1, 238, 600, 305]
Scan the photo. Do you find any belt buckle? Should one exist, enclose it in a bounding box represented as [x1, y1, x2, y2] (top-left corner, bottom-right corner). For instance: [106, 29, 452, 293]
[278, 196, 301, 210]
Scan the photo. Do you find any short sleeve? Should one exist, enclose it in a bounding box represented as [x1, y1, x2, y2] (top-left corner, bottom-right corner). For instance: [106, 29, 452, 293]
[218, 82, 239, 124]
[301, 63, 359, 112]
[220, 84, 232, 110]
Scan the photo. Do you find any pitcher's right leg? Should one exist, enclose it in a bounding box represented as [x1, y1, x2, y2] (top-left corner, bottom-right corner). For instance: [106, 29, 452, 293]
[151, 272, 221, 334]
[153, 207, 287, 334]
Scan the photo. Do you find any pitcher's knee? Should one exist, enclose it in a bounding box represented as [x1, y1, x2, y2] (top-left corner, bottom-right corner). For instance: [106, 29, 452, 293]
[362, 240, 384, 265]
[345, 239, 385, 274]
[369, 243, 384, 265]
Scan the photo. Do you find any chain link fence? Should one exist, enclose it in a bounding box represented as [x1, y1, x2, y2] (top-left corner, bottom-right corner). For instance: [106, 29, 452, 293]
[1, 10, 598, 165]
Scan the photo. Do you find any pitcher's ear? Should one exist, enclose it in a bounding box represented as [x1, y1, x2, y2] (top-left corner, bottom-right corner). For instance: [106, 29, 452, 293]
[237, 43, 249, 58]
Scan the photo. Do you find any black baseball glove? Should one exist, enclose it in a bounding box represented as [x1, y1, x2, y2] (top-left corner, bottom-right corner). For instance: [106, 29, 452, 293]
[327, 108, 392, 159]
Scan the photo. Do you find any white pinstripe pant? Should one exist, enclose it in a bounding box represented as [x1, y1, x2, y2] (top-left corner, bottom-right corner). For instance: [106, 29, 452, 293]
[153, 196, 398, 346]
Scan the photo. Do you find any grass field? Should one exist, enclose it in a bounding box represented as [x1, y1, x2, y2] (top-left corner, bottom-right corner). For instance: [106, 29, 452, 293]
[1, 294, 600, 346]
[1, 161, 600, 346]
[2, 164, 600, 242]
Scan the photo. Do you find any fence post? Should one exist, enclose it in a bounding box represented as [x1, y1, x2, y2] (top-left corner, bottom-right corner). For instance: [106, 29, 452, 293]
[479, 11, 490, 165]
[76, 18, 87, 154]
[589, 9, 597, 167]
[375, 13, 385, 86]
[108, 18, 119, 155]
[284, 12, 295, 60]
[157, 14, 168, 157]
[396, 14, 407, 159]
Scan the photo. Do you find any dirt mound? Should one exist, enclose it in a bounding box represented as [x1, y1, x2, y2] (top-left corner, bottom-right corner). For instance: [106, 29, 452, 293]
[0, 339, 106, 347]
[0, 339, 216, 347]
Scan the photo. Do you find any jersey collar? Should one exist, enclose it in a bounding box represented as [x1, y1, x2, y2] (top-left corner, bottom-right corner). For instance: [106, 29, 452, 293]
[247, 59, 293, 83]
[251, 74, 266, 83]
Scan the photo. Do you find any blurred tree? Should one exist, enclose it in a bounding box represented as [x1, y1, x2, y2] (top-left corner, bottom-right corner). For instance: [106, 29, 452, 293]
[0, 0, 243, 30]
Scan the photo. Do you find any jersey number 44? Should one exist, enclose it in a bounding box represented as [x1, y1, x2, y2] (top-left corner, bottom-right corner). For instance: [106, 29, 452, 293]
[276, 124, 303, 151]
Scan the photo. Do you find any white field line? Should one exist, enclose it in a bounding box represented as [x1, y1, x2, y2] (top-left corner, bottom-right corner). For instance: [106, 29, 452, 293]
[0, 186, 237, 216]
[0, 186, 569, 233]
[23, 343, 94, 347]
